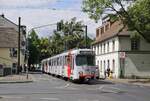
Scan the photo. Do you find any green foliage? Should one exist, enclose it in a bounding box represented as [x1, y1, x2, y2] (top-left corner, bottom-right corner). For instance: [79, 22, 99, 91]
[38, 38, 50, 60]
[82, 0, 123, 22]
[28, 30, 40, 65]
[48, 31, 64, 56]
[127, 0, 150, 41]
[60, 17, 92, 50]
[82, 0, 150, 42]
[48, 17, 93, 56]
[28, 18, 94, 64]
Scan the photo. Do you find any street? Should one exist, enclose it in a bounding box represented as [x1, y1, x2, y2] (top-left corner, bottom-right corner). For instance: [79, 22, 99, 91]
[0, 73, 150, 101]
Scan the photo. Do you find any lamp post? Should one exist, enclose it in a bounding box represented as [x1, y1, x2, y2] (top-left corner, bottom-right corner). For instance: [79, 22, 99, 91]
[26, 23, 57, 77]
[17, 17, 21, 74]
[84, 25, 87, 48]
[75, 25, 88, 48]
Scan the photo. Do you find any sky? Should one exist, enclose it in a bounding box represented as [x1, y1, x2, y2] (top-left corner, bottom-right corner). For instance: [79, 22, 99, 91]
[0, 0, 101, 38]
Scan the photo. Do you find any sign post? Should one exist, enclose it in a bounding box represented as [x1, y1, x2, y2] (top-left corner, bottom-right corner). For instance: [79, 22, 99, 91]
[120, 52, 126, 78]
[120, 52, 126, 59]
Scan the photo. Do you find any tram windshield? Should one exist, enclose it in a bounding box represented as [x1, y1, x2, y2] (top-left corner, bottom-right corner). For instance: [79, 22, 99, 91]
[76, 55, 95, 66]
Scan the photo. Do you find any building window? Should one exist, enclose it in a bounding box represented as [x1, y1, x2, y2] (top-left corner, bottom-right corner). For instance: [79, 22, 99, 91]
[112, 59, 115, 72]
[97, 60, 99, 66]
[131, 38, 140, 50]
[96, 29, 99, 37]
[97, 45, 99, 55]
[107, 42, 109, 53]
[104, 60, 106, 70]
[105, 24, 109, 31]
[100, 60, 102, 72]
[104, 43, 105, 53]
[10, 48, 17, 57]
[101, 44, 102, 54]
[101, 27, 104, 34]
[94, 46, 96, 51]
[112, 40, 115, 51]
[107, 60, 110, 69]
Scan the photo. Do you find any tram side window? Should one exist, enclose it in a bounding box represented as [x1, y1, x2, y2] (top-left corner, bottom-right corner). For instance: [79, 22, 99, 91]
[57, 58, 58, 66]
[63, 56, 65, 66]
[59, 57, 61, 66]
[60, 57, 62, 65]
[52, 60, 53, 66]
[58, 58, 60, 66]
[64, 56, 66, 65]
[55, 59, 57, 66]
[49, 60, 51, 66]
[57, 58, 59, 66]
[65, 56, 67, 65]
[46, 61, 48, 65]
[54, 59, 56, 66]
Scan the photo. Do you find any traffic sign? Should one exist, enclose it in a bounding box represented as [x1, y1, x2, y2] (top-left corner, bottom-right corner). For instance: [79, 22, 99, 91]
[120, 52, 126, 59]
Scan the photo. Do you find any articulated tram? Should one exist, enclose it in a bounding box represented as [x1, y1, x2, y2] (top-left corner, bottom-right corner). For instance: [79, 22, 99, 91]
[41, 49, 99, 82]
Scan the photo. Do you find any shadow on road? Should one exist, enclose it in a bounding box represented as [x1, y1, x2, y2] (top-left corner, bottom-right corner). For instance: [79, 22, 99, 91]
[75, 79, 115, 85]
[28, 71, 42, 74]
[88, 80, 115, 85]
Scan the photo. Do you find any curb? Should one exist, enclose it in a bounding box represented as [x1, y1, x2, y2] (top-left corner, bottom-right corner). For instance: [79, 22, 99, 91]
[0, 80, 33, 84]
[107, 79, 150, 87]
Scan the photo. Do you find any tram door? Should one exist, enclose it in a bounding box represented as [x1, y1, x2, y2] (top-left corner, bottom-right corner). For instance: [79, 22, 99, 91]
[67, 52, 73, 78]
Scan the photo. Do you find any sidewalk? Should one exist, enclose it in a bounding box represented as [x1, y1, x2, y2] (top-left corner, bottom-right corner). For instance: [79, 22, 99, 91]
[0, 73, 33, 84]
[107, 78, 150, 87]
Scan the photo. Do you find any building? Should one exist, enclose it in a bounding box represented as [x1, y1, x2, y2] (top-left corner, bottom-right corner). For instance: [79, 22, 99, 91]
[0, 14, 26, 75]
[93, 17, 150, 79]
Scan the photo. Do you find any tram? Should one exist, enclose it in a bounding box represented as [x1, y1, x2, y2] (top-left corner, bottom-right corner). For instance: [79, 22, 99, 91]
[41, 49, 99, 82]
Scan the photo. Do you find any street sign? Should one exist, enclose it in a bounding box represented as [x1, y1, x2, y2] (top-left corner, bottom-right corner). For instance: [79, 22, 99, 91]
[120, 52, 126, 59]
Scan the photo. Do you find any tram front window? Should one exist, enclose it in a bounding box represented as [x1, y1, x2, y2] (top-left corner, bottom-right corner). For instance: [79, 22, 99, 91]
[76, 55, 95, 66]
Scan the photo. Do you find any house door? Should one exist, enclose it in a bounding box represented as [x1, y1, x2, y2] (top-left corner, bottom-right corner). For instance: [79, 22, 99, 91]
[120, 58, 125, 78]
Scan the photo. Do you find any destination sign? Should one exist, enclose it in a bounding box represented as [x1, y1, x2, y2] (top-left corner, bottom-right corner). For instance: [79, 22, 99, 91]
[80, 51, 95, 55]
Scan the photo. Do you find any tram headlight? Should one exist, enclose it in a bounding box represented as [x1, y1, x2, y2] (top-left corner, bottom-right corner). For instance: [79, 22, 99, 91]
[91, 71, 95, 74]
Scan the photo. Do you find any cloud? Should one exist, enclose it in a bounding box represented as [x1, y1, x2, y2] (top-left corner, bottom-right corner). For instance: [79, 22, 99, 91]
[0, 0, 57, 9]
[0, 0, 101, 38]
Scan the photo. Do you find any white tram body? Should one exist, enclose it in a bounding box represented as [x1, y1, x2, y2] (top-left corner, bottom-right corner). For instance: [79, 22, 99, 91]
[41, 49, 98, 81]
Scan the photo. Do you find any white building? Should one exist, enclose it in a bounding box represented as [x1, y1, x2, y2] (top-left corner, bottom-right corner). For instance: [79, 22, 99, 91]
[92, 18, 150, 79]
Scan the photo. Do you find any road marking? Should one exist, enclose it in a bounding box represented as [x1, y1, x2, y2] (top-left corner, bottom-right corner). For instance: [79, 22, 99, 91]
[98, 86, 125, 93]
[98, 85, 104, 90]
[40, 97, 59, 100]
[2, 96, 24, 99]
[64, 83, 70, 88]
[109, 87, 121, 90]
[78, 99, 99, 101]
[56, 83, 70, 88]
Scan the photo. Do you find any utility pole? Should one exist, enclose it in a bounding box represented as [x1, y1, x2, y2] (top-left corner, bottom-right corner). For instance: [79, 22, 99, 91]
[85, 25, 87, 48]
[17, 17, 21, 74]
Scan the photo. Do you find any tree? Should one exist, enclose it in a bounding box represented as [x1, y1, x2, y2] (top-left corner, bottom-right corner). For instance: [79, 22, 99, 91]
[82, 0, 150, 42]
[48, 30, 64, 56]
[127, 0, 150, 41]
[28, 29, 40, 65]
[38, 38, 51, 61]
[59, 17, 92, 49]
[46, 17, 93, 57]
[27, 18, 94, 63]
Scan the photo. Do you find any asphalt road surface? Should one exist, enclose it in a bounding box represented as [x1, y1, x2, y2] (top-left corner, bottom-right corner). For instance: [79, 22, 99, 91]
[0, 72, 150, 101]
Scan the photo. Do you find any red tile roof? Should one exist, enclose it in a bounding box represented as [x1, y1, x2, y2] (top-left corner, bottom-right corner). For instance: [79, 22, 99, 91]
[93, 20, 130, 44]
